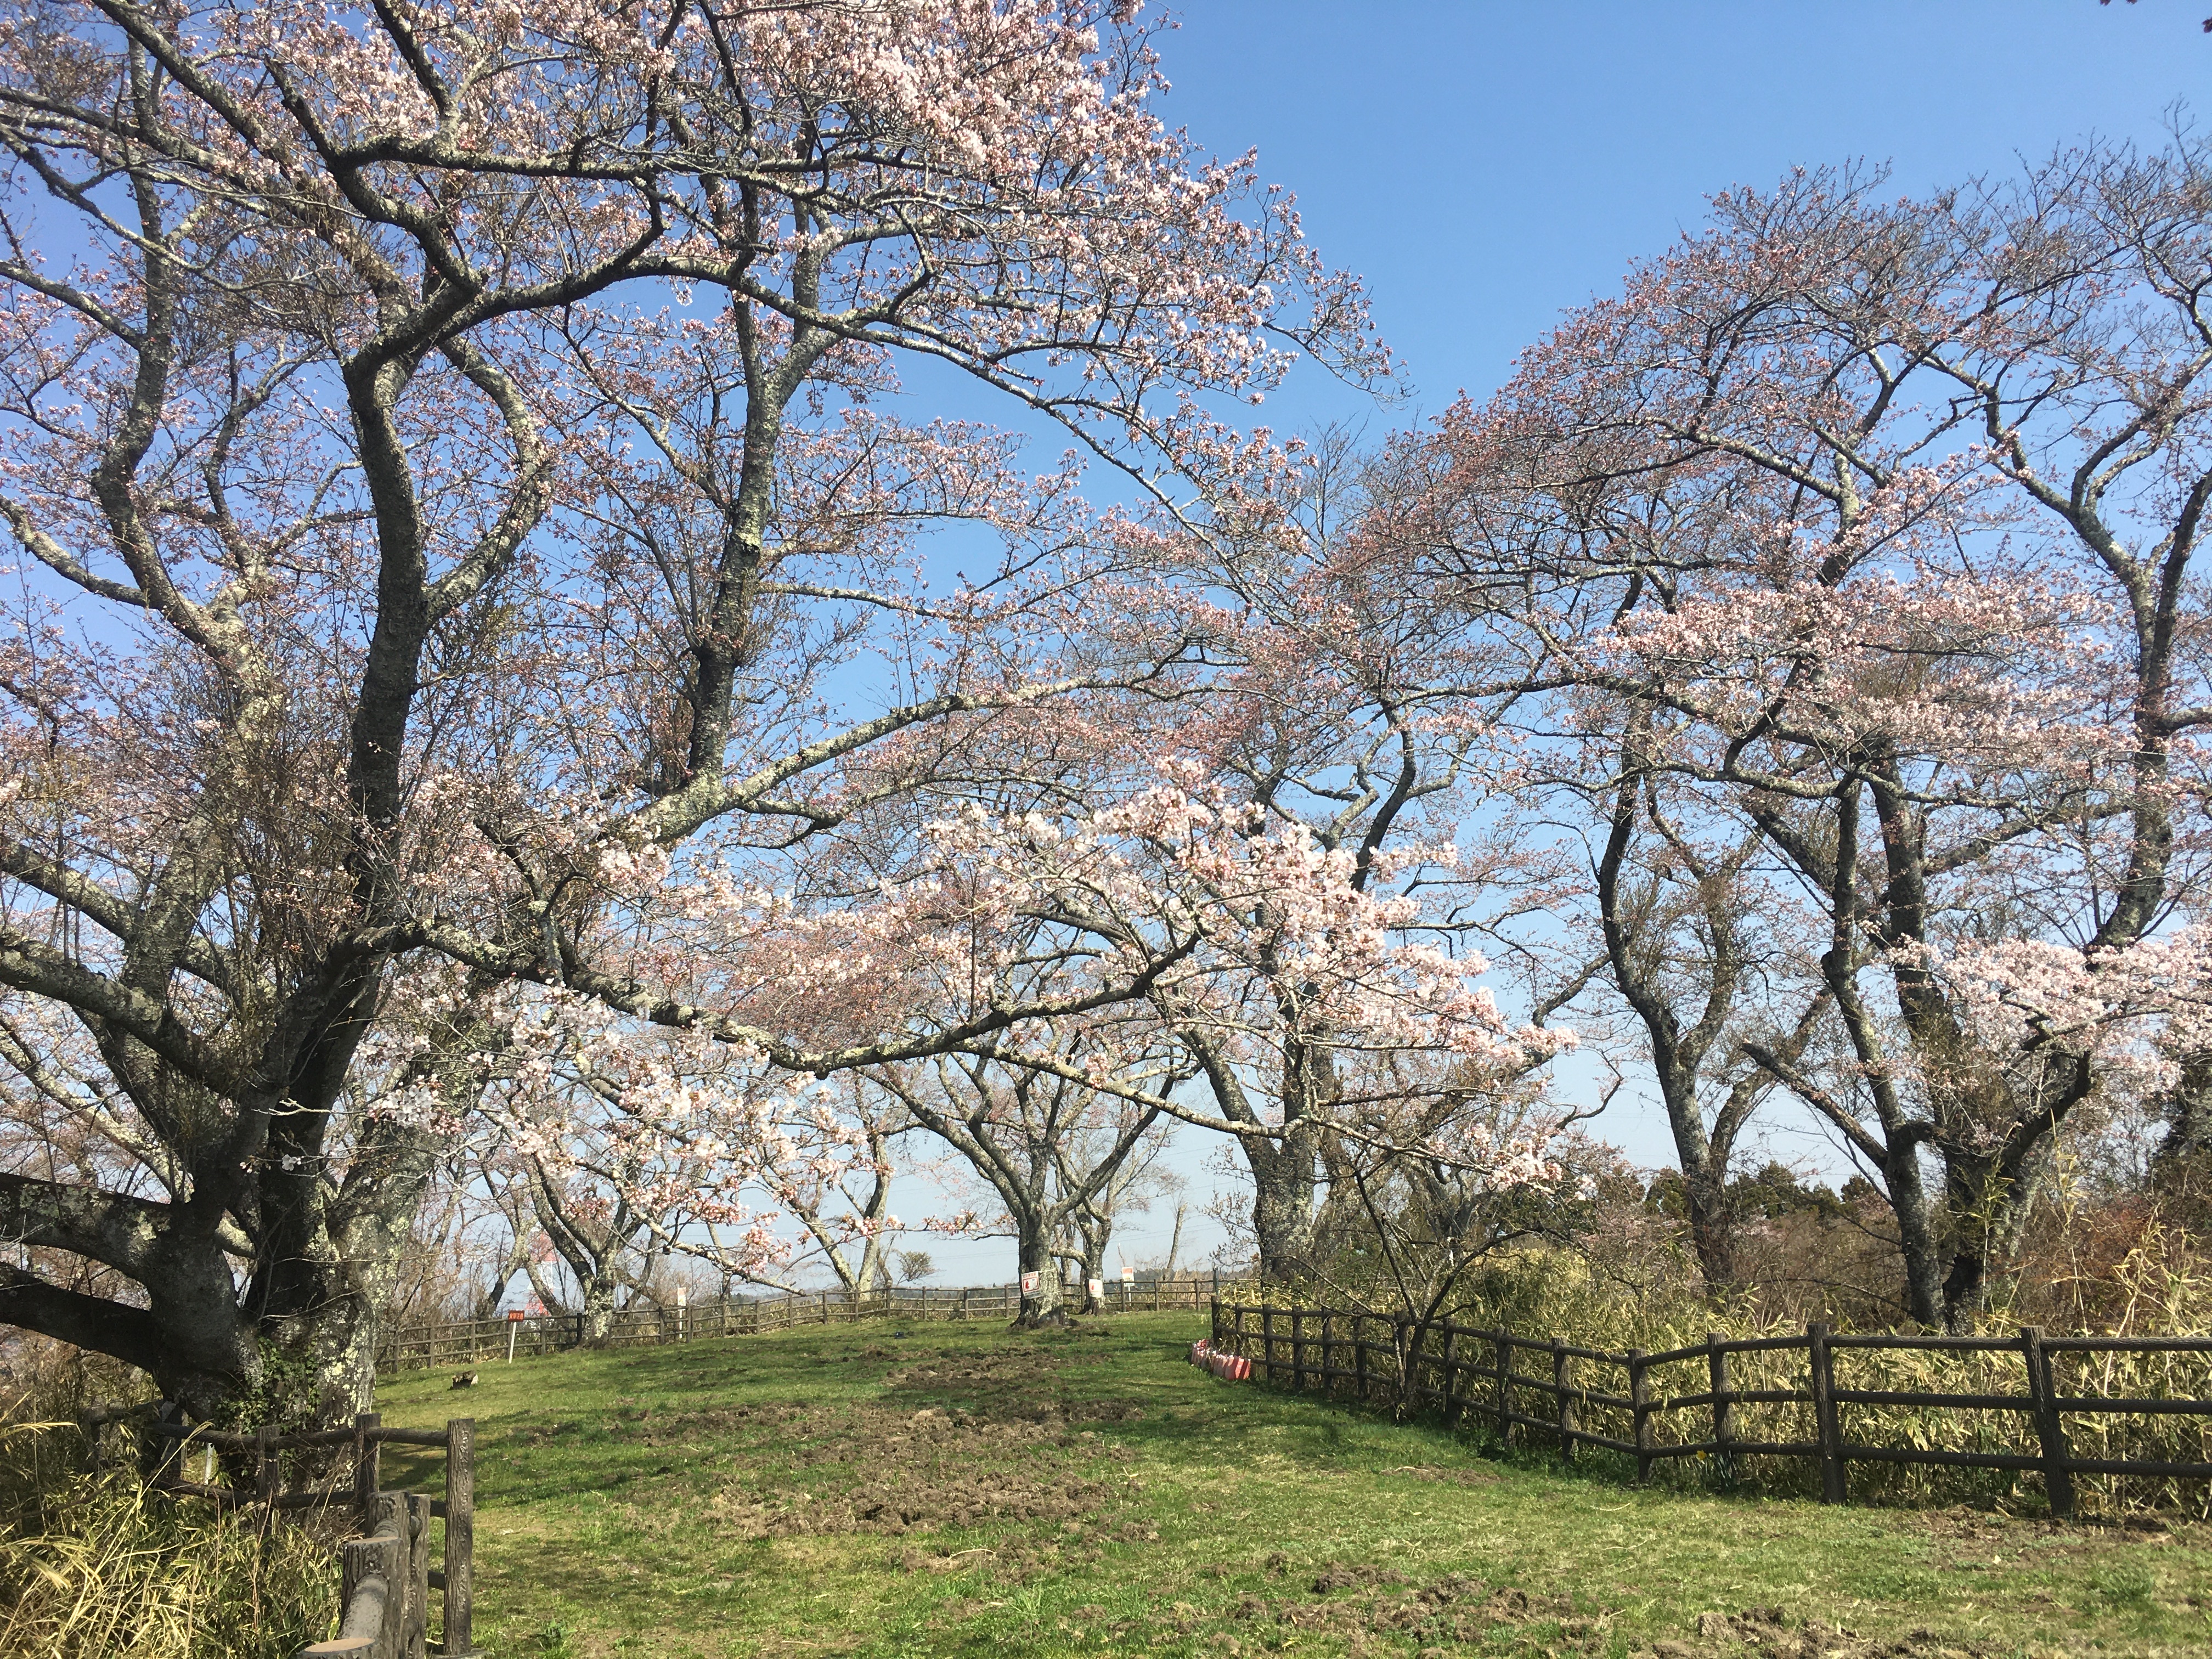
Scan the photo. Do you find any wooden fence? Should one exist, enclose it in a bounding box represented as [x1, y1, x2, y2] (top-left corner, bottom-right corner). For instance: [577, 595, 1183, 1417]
[1211, 1301, 2212, 1519]
[132, 1411, 476, 1657]
[379, 1273, 1234, 1372]
[299, 1488, 431, 1659]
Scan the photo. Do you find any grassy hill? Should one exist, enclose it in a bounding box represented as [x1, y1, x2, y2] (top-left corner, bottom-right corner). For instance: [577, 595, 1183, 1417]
[373, 1311, 2212, 1659]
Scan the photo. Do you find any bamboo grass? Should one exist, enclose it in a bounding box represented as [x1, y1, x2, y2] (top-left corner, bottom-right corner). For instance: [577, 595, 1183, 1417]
[0, 1417, 337, 1659]
[1225, 1235, 2212, 1516]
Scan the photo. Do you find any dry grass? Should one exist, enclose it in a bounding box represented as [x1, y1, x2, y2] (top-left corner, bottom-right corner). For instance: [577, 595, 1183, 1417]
[0, 1410, 338, 1659]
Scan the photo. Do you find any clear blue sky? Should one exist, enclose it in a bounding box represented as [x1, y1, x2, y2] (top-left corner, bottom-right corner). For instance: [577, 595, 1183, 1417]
[1158, 0, 2205, 427]
[857, 1, 2211, 1287]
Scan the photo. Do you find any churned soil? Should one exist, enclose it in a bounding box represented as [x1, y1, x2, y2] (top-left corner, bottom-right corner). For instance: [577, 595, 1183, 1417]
[1175, 1570, 1999, 1659]
[692, 1338, 1159, 1562]
[1639, 1606, 1996, 1659]
[707, 1401, 1147, 1543]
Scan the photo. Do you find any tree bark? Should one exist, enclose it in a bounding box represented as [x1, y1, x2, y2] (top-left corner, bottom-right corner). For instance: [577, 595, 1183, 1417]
[578, 1278, 618, 1345]
[1014, 1222, 1072, 1327]
[1077, 1231, 1108, 1314]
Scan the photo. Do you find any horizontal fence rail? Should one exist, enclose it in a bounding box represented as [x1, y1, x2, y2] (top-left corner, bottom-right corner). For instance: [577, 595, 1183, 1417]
[378, 1274, 1239, 1374]
[1210, 1301, 2212, 1519]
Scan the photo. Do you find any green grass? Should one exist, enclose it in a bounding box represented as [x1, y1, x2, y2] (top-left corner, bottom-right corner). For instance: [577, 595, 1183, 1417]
[373, 1313, 2212, 1658]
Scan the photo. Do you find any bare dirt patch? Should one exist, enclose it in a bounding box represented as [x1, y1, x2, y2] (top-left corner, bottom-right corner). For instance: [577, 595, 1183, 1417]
[1637, 1607, 1993, 1659]
[706, 1402, 1135, 1540]
[693, 1341, 1155, 1559]
[874, 1344, 1144, 1420]
[1188, 1563, 1598, 1655]
[1194, 1575, 1996, 1659]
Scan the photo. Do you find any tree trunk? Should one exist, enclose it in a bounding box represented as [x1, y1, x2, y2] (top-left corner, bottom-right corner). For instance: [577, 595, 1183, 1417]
[111, 1241, 404, 1433]
[1184, 1016, 1324, 1282]
[1884, 1141, 1947, 1331]
[24, 1115, 439, 1429]
[1079, 1232, 1108, 1314]
[1662, 1093, 1738, 1295]
[578, 1277, 619, 1344]
[129, 1269, 266, 1428]
[258, 1120, 439, 1425]
[1014, 1223, 1072, 1328]
[1936, 1124, 2064, 1329]
[2155, 1048, 2212, 1173]
[1594, 761, 1764, 1299]
[1245, 1127, 1321, 1282]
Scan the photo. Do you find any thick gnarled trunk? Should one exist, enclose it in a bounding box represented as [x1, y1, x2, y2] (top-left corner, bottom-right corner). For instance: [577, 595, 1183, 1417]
[5, 1112, 436, 1425]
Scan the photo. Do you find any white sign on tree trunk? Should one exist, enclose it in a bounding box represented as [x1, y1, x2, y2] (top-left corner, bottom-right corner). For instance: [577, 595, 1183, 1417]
[1020, 1271, 1039, 1293]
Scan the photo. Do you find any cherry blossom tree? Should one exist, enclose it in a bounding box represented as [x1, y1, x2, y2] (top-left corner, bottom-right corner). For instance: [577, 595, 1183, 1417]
[0, 0, 1384, 1423]
[1093, 428, 1585, 1279]
[911, 763, 1578, 1291]
[873, 1030, 1181, 1327]
[1058, 1109, 1181, 1308]
[1588, 764, 1808, 1293]
[1408, 143, 2212, 1328]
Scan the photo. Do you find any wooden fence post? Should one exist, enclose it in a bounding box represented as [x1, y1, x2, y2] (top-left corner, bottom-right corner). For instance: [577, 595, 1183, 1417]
[257, 1422, 278, 1509]
[1628, 1350, 1654, 1483]
[1493, 1330, 1514, 1446]
[1353, 1316, 1370, 1399]
[1261, 1306, 1276, 1382]
[1291, 1309, 1306, 1390]
[2022, 1326, 2076, 1521]
[1708, 1333, 1734, 1485]
[339, 1531, 394, 1659]
[1210, 1299, 1222, 1347]
[405, 1492, 432, 1659]
[443, 1419, 473, 1657]
[354, 1412, 381, 1529]
[1441, 1325, 1461, 1426]
[379, 1492, 407, 1659]
[1552, 1339, 1576, 1463]
[1808, 1323, 1846, 1504]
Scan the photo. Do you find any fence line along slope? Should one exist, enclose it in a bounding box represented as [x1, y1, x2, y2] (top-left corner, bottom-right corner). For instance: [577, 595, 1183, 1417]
[1212, 1299, 2212, 1519]
[378, 1276, 1237, 1372]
